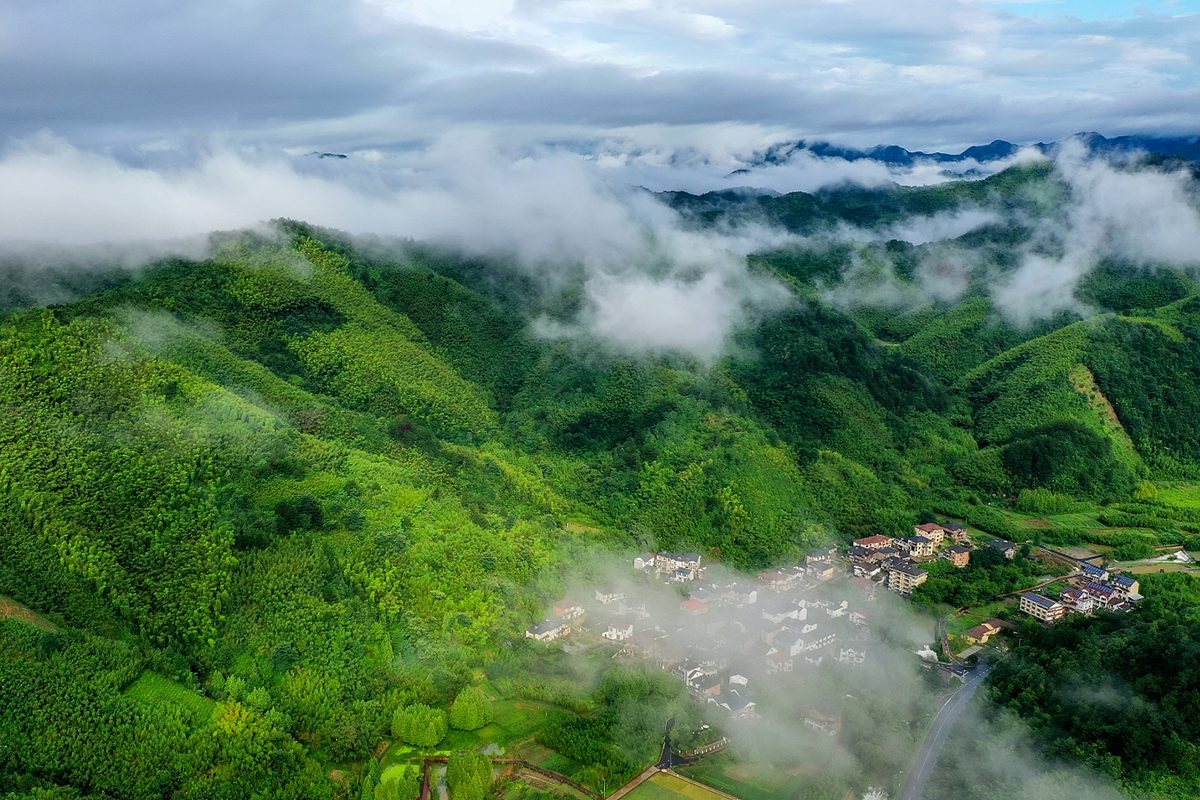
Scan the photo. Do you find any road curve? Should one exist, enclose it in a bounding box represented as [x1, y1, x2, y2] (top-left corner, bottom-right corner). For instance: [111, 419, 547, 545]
[898, 663, 993, 800]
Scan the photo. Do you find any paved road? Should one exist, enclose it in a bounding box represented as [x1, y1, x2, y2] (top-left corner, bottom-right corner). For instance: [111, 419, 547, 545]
[898, 663, 993, 800]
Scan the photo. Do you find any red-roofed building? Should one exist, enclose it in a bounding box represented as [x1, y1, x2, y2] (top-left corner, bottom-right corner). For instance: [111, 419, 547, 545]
[854, 535, 893, 551]
[913, 523, 946, 545]
[963, 621, 1006, 644]
[681, 598, 709, 615]
[552, 600, 585, 620]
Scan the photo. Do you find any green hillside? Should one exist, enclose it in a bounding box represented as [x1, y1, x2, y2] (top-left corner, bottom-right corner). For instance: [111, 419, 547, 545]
[4, 171, 1200, 798]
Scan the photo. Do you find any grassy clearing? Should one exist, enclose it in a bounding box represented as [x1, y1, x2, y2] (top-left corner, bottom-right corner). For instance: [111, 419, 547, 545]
[1057, 544, 1105, 560]
[491, 699, 559, 743]
[381, 763, 421, 784]
[539, 754, 586, 780]
[1067, 364, 1142, 469]
[1040, 580, 1071, 596]
[123, 671, 217, 725]
[1042, 511, 1104, 528]
[947, 599, 1015, 638]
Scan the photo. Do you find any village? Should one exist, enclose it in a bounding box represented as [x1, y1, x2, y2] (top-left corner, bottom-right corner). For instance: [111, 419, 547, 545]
[846, 523, 1143, 622]
[524, 521, 1146, 727]
[523, 547, 896, 726]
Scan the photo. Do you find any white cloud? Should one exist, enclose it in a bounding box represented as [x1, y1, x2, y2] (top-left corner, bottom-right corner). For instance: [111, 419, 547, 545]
[0, 132, 791, 360]
[994, 140, 1200, 323]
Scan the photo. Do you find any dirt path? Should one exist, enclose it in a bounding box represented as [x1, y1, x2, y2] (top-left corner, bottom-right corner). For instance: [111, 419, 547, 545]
[0, 594, 57, 630]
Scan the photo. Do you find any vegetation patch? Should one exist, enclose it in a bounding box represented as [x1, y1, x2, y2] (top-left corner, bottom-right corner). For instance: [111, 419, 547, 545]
[124, 671, 218, 726]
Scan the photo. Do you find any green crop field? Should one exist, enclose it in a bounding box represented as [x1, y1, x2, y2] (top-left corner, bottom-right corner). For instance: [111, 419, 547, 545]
[1155, 483, 1200, 510]
[675, 761, 812, 800]
[626, 772, 733, 800]
[491, 699, 558, 742]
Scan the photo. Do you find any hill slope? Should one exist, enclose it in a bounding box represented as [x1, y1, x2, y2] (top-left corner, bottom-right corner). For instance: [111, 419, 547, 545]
[3, 198, 1200, 798]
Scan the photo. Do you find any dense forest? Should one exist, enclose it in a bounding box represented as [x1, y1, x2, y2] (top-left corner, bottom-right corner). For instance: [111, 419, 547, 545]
[927, 573, 1200, 800]
[3, 161, 1200, 799]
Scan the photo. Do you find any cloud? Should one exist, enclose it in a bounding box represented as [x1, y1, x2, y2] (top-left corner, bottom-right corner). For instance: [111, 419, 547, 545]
[885, 208, 1003, 246]
[994, 141, 1200, 323]
[928, 702, 1128, 800]
[591, 141, 1048, 196]
[0, 132, 790, 360]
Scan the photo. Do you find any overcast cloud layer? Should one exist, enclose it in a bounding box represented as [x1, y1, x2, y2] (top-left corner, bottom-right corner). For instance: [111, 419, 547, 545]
[0, 133, 797, 359]
[2, 0, 1199, 160]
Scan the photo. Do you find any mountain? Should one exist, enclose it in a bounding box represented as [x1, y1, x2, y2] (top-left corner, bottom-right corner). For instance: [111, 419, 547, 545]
[746, 132, 1200, 170]
[3, 166, 1200, 799]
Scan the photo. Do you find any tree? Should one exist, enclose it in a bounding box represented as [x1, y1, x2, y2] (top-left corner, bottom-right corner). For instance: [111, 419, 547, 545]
[447, 752, 492, 800]
[392, 704, 447, 748]
[449, 686, 492, 731]
[375, 768, 420, 800]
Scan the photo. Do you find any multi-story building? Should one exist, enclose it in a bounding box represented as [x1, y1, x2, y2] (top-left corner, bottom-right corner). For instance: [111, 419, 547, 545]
[526, 619, 572, 641]
[837, 646, 866, 665]
[655, 552, 705, 582]
[900, 536, 934, 558]
[1109, 573, 1140, 598]
[941, 545, 971, 568]
[552, 600, 586, 620]
[963, 621, 1002, 645]
[594, 588, 625, 605]
[1081, 582, 1116, 608]
[986, 539, 1017, 560]
[944, 523, 968, 543]
[913, 523, 946, 546]
[885, 560, 928, 595]
[602, 619, 635, 641]
[806, 562, 836, 580]
[1060, 587, 1094, 615]
[851, 558, 881, 579]
[1020, 592, 1065, 623]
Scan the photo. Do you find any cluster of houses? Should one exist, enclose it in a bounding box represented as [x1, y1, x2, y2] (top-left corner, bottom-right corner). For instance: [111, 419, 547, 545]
[847, 522, 992, 596]
[1020, 565, 1141, 624]
[525, 549, 880, 720]
[525, 526, 1147, 721]
[633, 551, 706, 582]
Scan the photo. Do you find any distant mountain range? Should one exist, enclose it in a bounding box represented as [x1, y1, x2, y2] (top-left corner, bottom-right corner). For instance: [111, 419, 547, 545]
[749, 132, 1200, 169]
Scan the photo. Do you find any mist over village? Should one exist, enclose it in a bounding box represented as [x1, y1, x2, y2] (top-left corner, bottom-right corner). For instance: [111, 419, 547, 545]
[2, 3, 1200, 800]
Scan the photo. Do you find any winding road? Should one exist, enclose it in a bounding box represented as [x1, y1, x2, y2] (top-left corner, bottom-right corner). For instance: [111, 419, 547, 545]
[898, 662, 993, 800]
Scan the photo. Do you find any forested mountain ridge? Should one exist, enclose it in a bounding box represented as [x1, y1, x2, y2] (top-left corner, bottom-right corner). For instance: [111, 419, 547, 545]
[3, 163, 1200, 799]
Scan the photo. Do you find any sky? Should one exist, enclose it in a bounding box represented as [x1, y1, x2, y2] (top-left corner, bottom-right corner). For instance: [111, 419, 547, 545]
[2, 0, 1199, 161]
